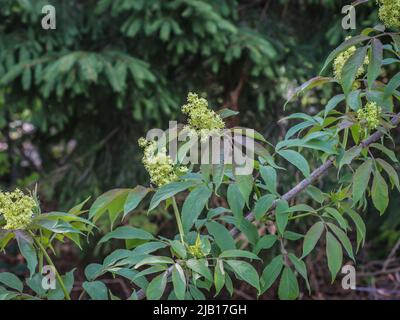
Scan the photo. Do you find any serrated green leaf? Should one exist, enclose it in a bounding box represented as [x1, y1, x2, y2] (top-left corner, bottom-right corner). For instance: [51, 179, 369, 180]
[352, 159, 373, 204]
[261, 255, 283, 294]
[99, 226, 154, 243]
[217, 108, 239, 119]
[224, 273, 234, 297]
[254, 194, 276, 220]
[226, 260, 260, 292]
[370, 143, 398, 163]
[377, 158, 400, 191]
[367, 38, 383, 89]
[149, 181, 199, 212]
[278, 150, 310, 178]
[214, 259, 225, 297]
[0, 272, 23, 292]
[283, 231, 304, 241]
[84, 263, 103, 281]
[254, 235, 277, 255]
[135, 256, 174, 269]
[206, 221, 236, 251]
[123, 186, 150, 218]
[172, 264, 186, 300]
[285, 77, 333, 107]
[341, 46, 368, 95]
[302, 221, 324, 258]
[371, 170, 389, 215]
[286, 204, 316, 213]
[339, 146, 362, 169]
[327, 223, 355, 261]
[287, 254, 310, 292]
[325, 207, 347, 230]
[275, 200, 290, 235]
[344, 206, 366, 250]
[235, 174, 253, 205]
[346, 90, 362, 111]
[89, 189, 130, 221]
[320, 35, 370, 74]
[285, 121, 314, 140]
[306, 185, 325, 204]
[189, 285, 206, 300]
[383, 72, 400, 99]
[324, 94, 345, 117]
[227, 184, 245, 222]
[15, 232, 37, 277]
[326, 232, 343, 282]
[219, 249, 260, 260]
[83, 281, 108, 300]
[170, 240, 187, 259]
[146, 271, 168, 300]
[182, 185, 212, 233]
[186, 259, 213, 282]
[260, 166, 277, 194]
[278, 267, 299, 300]
[212, 163, 225, 194]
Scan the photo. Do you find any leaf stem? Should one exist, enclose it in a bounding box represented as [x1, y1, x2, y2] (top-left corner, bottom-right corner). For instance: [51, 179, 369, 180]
[172, 196, 185, 245]
[38, 229, 43, 272]
[289, 212, 314, 220]
[343, 105, 350, 149]
[28, 231, 71, 300]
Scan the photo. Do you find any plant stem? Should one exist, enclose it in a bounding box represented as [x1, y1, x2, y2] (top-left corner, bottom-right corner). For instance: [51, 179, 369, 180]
[38, 230, 43, 272]
[289, 212, 314, 220]
[343, 128, 349, 149]
[172, 196, 185, 245]
[343, 105, 350, 149]
[29, 231, 71, 300]
[78, 290, 86, 300]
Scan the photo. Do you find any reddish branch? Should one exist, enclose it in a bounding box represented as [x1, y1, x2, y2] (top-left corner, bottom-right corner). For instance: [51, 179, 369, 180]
[224, 70, 248, 128]
[136, 112, 400, 300]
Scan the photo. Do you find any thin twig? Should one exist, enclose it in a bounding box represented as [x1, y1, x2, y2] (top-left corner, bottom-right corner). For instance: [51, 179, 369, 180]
[357, 267, 400, 277]
[383, 239, 400, 271]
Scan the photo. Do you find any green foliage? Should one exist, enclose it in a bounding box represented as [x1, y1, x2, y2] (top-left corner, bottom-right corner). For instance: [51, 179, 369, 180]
[0, 0, 399, 301]
[0, 0, 380, 207]
[0, 0, 279, 204]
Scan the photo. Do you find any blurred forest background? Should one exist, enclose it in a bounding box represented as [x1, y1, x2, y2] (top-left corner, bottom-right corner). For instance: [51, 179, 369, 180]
[1, 0, 399, 299]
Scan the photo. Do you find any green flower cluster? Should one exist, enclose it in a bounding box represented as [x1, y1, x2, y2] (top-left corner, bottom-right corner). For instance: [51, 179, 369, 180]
[378, 0, 400, 29]
[138, 138, 187, 187]
[182, 92, 225, 142]
[187, 234, 205, 259]
[139, 93, 226, 186]
[333, 37, 369, 82]
[0, 189, 36, 230]
[357, 102, 382, 130]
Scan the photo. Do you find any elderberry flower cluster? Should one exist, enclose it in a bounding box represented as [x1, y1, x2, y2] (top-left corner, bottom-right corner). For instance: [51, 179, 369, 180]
[187, 234, 205, 258]
[0, 189, 36, 230]
[377, 0, 400, 29]
[357, 102, 382, 130]
[333, 37, 369, 82]
[138, 138, 187, 187]
[181, 92, 225, 142]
